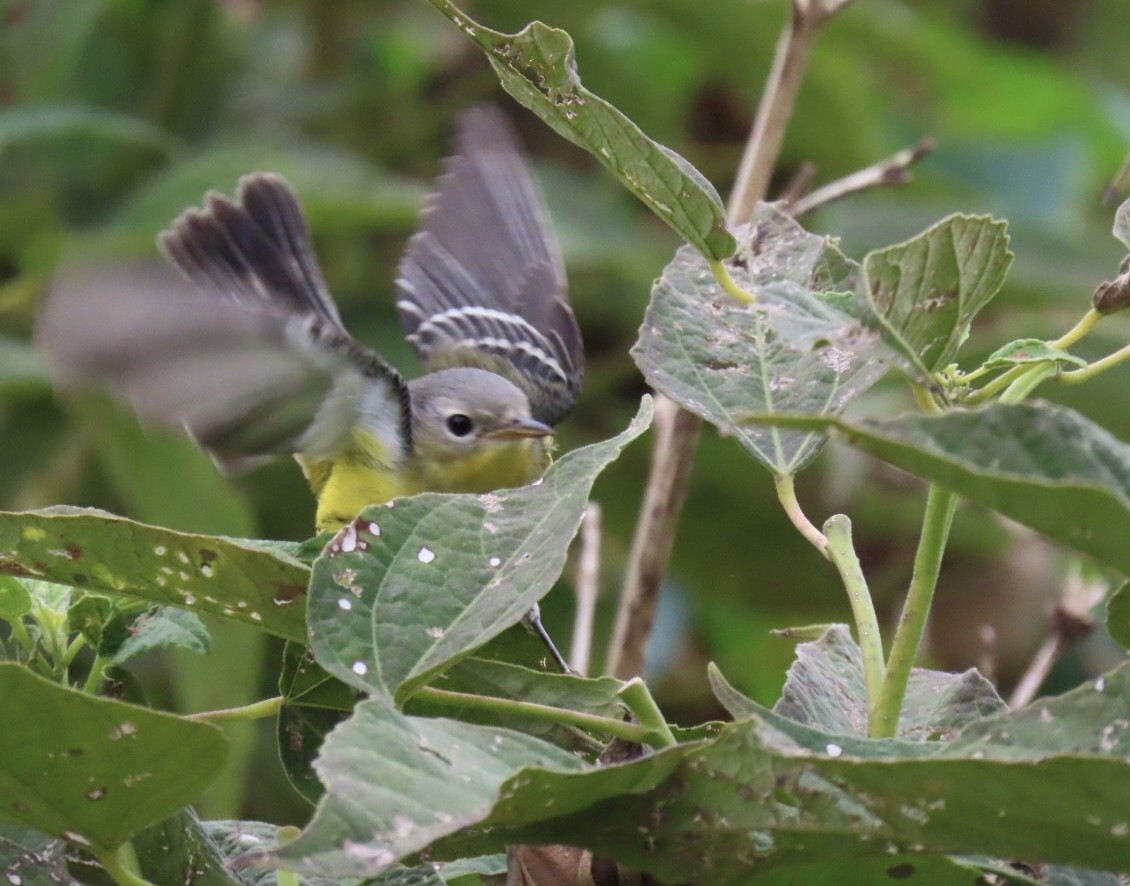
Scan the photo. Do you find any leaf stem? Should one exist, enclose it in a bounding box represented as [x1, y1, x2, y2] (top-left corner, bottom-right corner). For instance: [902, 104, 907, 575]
[774, 474, 828, 553]
[82, 654, 109, 695]
[617, 677, 678, 748]
[708, 259, 757, 304]
[823, 515, 884, 709]
[1059, 342, 1130, 385]
[1049, 308, 1102, 349]
[97, 842, 155, 886]
[413, 685, 664, 749]
[870, 484, 957, 738]
[187, 695, 284, 722]
[999, 362, 1055, 404]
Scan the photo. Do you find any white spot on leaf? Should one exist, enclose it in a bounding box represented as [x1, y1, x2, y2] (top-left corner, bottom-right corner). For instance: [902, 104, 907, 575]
[352, 661, 368, 676]
[417, 546, 436, 564]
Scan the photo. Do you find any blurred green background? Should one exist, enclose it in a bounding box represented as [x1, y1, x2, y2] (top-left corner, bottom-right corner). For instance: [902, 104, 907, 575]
[2, 0, 1129, 824]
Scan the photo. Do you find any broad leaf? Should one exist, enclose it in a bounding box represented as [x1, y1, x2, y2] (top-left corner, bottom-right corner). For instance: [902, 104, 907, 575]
[307, 399, 652, 702]
[425, 0, 734, 260]
[981, 338, 1086, 371]
[0, 507, 309, 641]
[864, 214, 1013, 376]
[0, 663, 227, 851]
[753, 401, 1130, 576]
[633, 206, 891, 474]
[126, 810, 241, 886]
[1106, 582, 1130, 651]
[267, 703, 582, 878]
[110, 605, 211, 663]
[0, 105, 180, 160]
[0, 824, 78, 886]
[771, 625, 1004, 741]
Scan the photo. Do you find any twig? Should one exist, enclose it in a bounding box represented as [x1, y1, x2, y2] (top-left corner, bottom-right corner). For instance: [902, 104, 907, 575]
[1102, 152, 1130, 207]
[727, 0, 835, 225]
[1008, 634, 1064, 710]
[570, 502, 602, 676]
[613, 0, 844, 680]
[608, 398, 698, 678]
[788, 138, 935, 217]
[776, 159, 817, 205]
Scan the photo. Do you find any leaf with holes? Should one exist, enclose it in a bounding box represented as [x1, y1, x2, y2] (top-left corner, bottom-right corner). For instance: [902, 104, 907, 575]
[632, 205, 891, 475]
[864, 214, 1013, 377]
[0, 507, 308, 641]
[425, 0, 733, 260]
[306, 399, 652, 702]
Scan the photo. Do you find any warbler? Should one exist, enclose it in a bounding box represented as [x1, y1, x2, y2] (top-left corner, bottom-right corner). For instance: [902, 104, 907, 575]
[37, 107, 583, 669]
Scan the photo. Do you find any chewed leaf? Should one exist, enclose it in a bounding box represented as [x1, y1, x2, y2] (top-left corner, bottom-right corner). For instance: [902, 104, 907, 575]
[426, 0, 734, 260]
[864, 214, 1013, 377]
[633, 205, 892, 475]
[0, 507, 309, 641]
[306, 399, 652, 702]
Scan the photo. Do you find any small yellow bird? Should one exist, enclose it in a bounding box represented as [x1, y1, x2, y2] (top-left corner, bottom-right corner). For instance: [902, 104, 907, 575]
[37, 107, 583, 669]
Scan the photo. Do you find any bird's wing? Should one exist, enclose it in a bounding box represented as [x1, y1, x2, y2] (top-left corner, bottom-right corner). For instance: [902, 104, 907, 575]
[396, 106, 583, 427]
[38, 177, 411, 473]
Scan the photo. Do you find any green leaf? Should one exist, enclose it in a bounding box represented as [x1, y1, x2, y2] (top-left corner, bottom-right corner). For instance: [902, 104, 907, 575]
[0, 507, 309, 641]
[1106, 582, 1130, 651]
[0, 823, 79, 886]
[632, 206, 891, 474]
[109, 606, 211, 663]
[425, 0, 734, 260]
[267, 702, 582, 878]
[201, 819, 359, 885]
[0, 575, 32, 620]
[981, 338, 1087, 371]
[127, 809, 241, 886]
[0, 662, 227, 851]
[1114, 197, 1130, 252]
[307, 399, 652, 702]
[864, 214, 1013, 376]
[772, 625, 1004, 741]
[752, 401, 1130, 576]
[0, 105, 181, 160]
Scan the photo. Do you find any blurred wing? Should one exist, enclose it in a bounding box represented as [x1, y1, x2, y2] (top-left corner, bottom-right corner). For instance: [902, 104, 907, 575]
[396, 106, 583, 427]
[36, 262, 410, 473]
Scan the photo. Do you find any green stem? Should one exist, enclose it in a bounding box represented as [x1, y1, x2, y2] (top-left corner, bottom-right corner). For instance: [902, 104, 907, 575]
[870, 485, 957, 738]
[775, 474, 828, 553]
[1060, 342, 1130, 385]
[414, 685, 663, 749]
[82, 655, 109, 695]
[617, 677, 678, 748]
[187, 695, 284, 723]
[709, 259, 758, 305]
[61, 635, 87, 669]
[8, 617, 38, 657]
[97, 842, 156, 886]
[1049, 308, 1101, 349]
[823, 515, 884, 709]
[999, 362, 1055, 404]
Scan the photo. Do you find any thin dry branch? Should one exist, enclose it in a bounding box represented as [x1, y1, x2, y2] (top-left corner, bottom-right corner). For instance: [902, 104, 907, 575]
[570, 502, 602, 676]
[787, 138, 935, 217]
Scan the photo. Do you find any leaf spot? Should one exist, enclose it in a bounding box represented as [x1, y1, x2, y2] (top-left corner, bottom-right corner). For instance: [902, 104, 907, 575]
[417, 546, 436, 564]
[489, 556, 501, 567]
[351, 661, 368, 676]
[337, 597, 353, 611]
[154, 546, 167, 556]
[108, 722, 137, 741]
[427, 626, 444, 639]
[825, 743, 842, 758]
[1096, 677, 1107, 692]
[339, 524, 358, 553]
[86, 787, 106, 801]
[368, 522, 381, 536]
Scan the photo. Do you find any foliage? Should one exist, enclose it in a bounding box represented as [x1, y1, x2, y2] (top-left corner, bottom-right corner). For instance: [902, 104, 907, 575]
[3, 0, 1130, 884]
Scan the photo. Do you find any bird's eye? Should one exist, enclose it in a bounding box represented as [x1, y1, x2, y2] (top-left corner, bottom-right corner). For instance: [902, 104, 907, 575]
[446, 413, 474, 437]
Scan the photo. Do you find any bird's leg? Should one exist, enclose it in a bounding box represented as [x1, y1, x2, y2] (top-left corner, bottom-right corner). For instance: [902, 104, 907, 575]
[523, 604, 574, 674]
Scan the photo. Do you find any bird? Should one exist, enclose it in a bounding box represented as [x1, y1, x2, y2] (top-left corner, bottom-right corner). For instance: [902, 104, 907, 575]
[36, 106, 584, 670]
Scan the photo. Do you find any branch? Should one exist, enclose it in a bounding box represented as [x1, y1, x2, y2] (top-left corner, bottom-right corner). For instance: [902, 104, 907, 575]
[570, 502, 602, 676]
[787, 138, 935, 217]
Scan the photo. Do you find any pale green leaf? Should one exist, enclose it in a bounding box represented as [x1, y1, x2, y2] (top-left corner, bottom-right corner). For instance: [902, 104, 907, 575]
[981, 338, 1087, 371]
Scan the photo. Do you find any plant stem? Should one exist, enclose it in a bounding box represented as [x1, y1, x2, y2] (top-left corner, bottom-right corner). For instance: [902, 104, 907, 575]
[708, 259, 757, 304]
[999, 362, 1056, 404]
[187, 695, 284, 722]
[617, 677, 678, 748]
[98, 842, 156, 886]
[823, 515, 884, 708]
[774, 474, 828, 553]
[870, 485, 957, 738]
[1060, 342, 1130, 385]
[1008, 634, 1064, 710]
[82, 655, 109, 695]
[570, 502, 602, 676]
[413, 685, 663, 749]
[1050, 308, 1101, 349]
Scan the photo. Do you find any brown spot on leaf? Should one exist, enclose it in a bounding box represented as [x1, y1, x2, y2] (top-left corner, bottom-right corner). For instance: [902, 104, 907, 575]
[271, 581, 306, 604]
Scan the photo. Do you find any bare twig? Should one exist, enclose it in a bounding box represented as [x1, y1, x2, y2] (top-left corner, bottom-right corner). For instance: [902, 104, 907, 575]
[570, 502, 602, 676]
[608, 398, 698, 678]
[776, 159, 818, 206]
[1102, 152, 1130, 208]
[787, 138, 935, 217]
[1008, 633, 1065, 710]
[611, 0, 847, 680]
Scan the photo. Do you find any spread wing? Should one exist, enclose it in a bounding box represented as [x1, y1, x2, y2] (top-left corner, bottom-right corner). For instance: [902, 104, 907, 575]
[37, 175, 411, 472]
[396, 106, 583, 427]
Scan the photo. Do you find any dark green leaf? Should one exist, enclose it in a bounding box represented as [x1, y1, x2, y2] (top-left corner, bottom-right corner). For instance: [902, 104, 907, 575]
[0, 576, 32, 620]
[1105, 582, 1130, 651]
[864, 214, 1013, 375]
[0, 823, 79, 886]
[0, 507, 309, 641]
[129, 809, 241, 886]
[0, 105, 181, 160]
[0, 662, 227, 851]
[632, 207, 891, 474]
[751, 401, 1130, 576]
[425, 0, 734, 260]
[307, 400, 652, 702]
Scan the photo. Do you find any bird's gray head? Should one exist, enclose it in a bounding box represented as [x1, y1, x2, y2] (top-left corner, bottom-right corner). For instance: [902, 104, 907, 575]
[407, 367, 552, 460]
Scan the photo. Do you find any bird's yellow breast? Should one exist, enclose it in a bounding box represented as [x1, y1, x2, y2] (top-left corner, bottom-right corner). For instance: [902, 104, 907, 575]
[300, 429, 553, 532]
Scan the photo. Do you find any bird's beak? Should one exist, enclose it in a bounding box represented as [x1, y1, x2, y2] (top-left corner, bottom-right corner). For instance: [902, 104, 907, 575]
[486, 416, 554, 440]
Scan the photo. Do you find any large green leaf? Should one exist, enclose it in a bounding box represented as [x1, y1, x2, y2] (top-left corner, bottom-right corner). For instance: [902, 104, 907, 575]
[863, 214, 1013, 376]
[751, 401, 1130, 575]
[306, 399, 652, 702]
[425, 0, 734, 260]
[632, 205, 891, 474]
[0, 507, 309, 641]
[0, 663, 227, 852]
